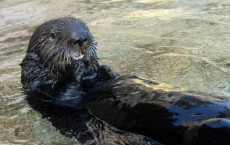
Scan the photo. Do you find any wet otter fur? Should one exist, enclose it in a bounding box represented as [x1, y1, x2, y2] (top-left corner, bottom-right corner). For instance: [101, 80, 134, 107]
[20, 17, 115, 108]
[20, 17, 162, 145]
[20, 17, 230, 145]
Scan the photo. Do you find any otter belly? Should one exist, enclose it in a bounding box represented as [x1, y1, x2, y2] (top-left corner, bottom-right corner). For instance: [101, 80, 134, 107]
[84, 75, 230, 145]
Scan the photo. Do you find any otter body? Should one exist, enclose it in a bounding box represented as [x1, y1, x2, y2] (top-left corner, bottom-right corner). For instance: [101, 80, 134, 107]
[20, 17, 115, 108]
[86, 75, 230, 145]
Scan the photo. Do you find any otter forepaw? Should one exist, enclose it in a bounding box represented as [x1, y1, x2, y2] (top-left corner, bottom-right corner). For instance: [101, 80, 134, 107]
[29, 80, 54, 93]
[84, 58, 100, 75]
[71, 60, 86, 82]
[100, 65, 119, 80]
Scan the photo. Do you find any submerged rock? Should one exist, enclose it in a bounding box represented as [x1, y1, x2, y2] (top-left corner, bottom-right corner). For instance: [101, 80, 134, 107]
[85, 75, 230, 145]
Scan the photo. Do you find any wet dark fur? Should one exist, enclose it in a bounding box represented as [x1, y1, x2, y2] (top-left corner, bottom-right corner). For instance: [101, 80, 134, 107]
[26, 91, 160, 145]
[20, 17, 108, 107]
[20, 17, 160, 145]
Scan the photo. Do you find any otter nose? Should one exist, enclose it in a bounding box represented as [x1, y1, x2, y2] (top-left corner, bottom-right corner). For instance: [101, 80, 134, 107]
[71, 37, 87, 47]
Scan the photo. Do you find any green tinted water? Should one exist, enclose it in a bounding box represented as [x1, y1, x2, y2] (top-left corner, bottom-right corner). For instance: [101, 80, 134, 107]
[0, 0, 230, 144]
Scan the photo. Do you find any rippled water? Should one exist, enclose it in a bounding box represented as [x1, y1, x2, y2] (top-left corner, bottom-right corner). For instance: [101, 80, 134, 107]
[0, 0, 230, 144]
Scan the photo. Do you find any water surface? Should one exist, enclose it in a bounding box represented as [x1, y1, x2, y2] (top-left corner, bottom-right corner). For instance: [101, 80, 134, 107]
[1, 0, 230, 144]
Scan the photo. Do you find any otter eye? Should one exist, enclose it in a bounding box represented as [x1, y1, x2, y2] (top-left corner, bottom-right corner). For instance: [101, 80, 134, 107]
[50, 32, 56, 39]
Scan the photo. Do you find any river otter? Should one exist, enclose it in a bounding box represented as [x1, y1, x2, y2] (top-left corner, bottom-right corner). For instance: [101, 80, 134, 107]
[20, 17, 116, 108]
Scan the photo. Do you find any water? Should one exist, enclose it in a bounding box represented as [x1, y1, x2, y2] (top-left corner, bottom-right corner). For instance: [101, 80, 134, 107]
[0, 0, 230, 144]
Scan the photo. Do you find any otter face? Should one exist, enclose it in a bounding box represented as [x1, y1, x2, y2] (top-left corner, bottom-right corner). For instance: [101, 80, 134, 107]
[28, 17, 97, 70]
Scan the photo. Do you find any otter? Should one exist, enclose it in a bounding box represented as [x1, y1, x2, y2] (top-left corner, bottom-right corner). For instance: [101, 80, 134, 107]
[20, 17, 230, 145]
[20, 17, 163, 145]
[20, 17, 116, 108]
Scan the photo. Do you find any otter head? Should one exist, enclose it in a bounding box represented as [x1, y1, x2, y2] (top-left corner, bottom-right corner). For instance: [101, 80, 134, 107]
[28, 17, 97, 71]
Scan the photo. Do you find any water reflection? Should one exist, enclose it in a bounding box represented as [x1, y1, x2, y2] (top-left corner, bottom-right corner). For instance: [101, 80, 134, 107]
[170, 97, 230, 126]
[0, 0, 230, 144]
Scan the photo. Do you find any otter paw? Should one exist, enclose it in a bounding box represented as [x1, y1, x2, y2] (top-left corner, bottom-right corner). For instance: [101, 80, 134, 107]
[84, 58, 100, 75]
[71, 60, 86, 82]
[29, 80, 54, 93]
[100, 65, 118, 80]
